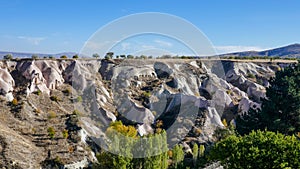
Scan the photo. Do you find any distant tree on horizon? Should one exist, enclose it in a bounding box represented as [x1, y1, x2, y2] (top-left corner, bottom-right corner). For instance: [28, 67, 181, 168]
[3, 54, 13, 60]
[127, 55, 134, 59]
[92, 53, 100, 59]
[32, 54, 39, 59]
[72, 55, 79, 59]
[105, 52, 114, 59]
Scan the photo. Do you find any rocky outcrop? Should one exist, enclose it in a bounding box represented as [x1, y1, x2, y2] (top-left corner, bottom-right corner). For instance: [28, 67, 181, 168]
[0, 68, 14, 101]
[16, 60, 66, 95]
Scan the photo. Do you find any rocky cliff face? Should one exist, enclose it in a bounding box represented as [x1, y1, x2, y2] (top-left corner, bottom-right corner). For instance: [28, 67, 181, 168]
[0, 58, 294, 168]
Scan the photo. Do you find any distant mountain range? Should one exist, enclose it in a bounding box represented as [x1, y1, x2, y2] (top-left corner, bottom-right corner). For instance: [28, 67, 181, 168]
[219, 43, 300, 58]
[1, 43, 300, 59]
[0, 51, 79, 59]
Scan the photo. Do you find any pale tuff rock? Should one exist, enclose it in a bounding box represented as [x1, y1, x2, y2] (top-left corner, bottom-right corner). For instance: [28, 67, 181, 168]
[154, 62, 173, 78]
[206, 107, 224, 128]
[137, 123, 153, 136]
[213, 89, 233, 107]
[246, 82, 266, 102]
[238, 97, 261, 113]
[232, 87, 248, 99]
[16, 60, 65, 95]
[63, 60, 90, 91]
[0, 68, 14, 101]
[117, 95, 155, 124]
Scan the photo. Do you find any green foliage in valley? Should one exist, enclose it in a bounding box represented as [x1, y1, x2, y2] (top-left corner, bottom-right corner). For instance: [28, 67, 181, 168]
[93, 121, 169, 169]
[209, 130, 300, 169]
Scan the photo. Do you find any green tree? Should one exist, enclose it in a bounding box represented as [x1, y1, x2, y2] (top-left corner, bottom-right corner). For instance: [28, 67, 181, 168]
[32, 54, 39, 59]
[94, 121, 169, 169]
[237, 63, 300, 135]
[172, 144, 184, 169]
[199, 145, 205, 157]
[127, 55, 134, 59]
[3, 54, 13, 60]
[140, 55, 147, 59]
[48, 55, 54, 59]
[192, 143, 199, 166]
[60, 55, 67, 59]
[93, 53, 100, 59]
[72, 54, 79, 59]
[105, 52, 114, 59]
[209, 130, 300, 169]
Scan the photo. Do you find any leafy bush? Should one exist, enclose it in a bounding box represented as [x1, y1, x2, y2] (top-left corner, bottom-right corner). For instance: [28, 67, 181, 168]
[142, 91, 151, 98]
[62, 129, 68, 139]
[50, 95, 60, 102]
[72, 109, 81, 116]
[209, 130, 300, 168]
[11, 98, 18, 106]
[47, 111, 57, 119]
[246, 73, 255, 79]
[35, 90, 42, 95]
[76, 96, 82, 102]
[47, 127, 56, 139]
[62, 88, 72, 95]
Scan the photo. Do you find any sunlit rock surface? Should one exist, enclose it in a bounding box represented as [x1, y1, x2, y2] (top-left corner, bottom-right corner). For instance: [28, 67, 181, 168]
[0, 58, 295, 168]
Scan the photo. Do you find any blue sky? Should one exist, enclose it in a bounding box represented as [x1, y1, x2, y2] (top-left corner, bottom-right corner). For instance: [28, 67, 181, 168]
[0, 0, 299, 55]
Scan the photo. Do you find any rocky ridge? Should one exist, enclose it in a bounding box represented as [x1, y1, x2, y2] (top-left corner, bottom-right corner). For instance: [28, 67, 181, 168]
[0, 58, 295, 168]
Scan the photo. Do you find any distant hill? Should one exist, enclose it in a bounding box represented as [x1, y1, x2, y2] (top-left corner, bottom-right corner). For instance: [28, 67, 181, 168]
[0, 51, 79, 59]
[220, 43, 300, 58]
[1, 43, 300, 59]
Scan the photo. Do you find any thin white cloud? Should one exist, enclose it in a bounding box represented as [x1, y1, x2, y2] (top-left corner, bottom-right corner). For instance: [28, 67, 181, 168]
[215, 45, 265, 54]
[18, 36, 46, 45]
[84, 41, 111, 50]
[154, 40, 173, 47]
[141, 45, 155, 49]
[121, 42, 131, 51]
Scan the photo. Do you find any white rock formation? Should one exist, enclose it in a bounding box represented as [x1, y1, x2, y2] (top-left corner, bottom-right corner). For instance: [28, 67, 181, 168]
[16, 60, 66, 95]
[206, 107, 224, 128]
[238, 97, 261, 113]
[0, 68, 15, 101]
